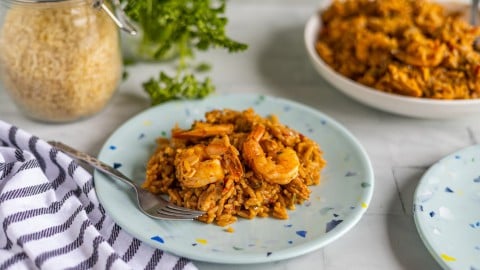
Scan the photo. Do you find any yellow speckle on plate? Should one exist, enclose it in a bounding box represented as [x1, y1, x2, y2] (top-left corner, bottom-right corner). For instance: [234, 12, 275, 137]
[143, 120, 152, 126]
[361, 202, 368, 208]
[440, 253, 456, 262]
[224, 227, 235, 233]
[196, 238, 208, 245]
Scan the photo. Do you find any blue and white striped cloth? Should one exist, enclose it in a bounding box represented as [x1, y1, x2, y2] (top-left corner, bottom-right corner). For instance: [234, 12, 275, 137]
[0, 120, 197, 270]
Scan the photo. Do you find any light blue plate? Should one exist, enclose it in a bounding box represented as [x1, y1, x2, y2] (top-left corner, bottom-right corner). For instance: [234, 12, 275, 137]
[414, 145, 480, 269]
[94, 93, 374, 263]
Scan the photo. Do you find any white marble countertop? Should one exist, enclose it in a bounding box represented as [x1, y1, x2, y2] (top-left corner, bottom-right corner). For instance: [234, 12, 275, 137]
[1, 1, 478, 269]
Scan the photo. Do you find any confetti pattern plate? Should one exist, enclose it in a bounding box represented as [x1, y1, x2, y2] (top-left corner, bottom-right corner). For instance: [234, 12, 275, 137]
[414, 144, 480, 270]
[94, 93, 374, 263]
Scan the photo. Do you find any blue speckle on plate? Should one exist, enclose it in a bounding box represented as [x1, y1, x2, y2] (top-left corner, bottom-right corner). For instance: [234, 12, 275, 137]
[474, 176, 480, 183]
[445, 187, 454, 193]
[284, 224, 293, 228]
[192, 243, 197, 246]
[361, 182, 371, 188]
[138, 133, 145, 140]
[304, 201, 311, 207]
[455, 155, 461, 159]
[109, 145, 116, 150]
[326, 219, 343, 233]
[320, 119, 326, 125]
[266, 252, 272, 257]
[151, 236, 164, 244]
[288, 240, 293, 244]
[470, 221, 480, 228]
[345, 171, 357, 177]
[113, 162, 122, 169]
[414, 204, 424, 212]
[296, 230, 307, 238]
[429, 211, 435, 217]
[283, 105, 291, 112]
[333, 213, 339, 217]
[254, 95, 266, 105]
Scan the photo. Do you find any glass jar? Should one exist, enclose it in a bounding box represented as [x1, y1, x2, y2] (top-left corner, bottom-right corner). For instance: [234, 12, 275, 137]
[0, 0, 127, 122]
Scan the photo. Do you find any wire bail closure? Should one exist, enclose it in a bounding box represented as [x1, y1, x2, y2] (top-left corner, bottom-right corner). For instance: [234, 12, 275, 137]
[92, 0, 137, 35]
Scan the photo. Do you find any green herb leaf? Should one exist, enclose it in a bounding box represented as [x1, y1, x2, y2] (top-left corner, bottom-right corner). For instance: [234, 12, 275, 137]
[122, 0, 247, 105]
[195, 62, 212, 72]
[123, 0, 247, 60]
[143, 71, 215, 105]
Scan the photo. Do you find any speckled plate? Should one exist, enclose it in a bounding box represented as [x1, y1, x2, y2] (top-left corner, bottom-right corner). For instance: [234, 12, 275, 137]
[413, 145, 480, 269]
[94, 93, 374, 263]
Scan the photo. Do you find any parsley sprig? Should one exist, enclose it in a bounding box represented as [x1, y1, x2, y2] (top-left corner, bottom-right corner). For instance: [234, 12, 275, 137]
[122, 0, 248, 105]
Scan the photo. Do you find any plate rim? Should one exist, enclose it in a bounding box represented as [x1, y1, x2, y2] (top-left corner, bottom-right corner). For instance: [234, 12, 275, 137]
[413, 144, 480, 269]
[94, 93, 375, 263]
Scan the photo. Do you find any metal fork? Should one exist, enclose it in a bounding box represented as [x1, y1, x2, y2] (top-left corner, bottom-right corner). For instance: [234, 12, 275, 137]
[48, 141, 205, 220]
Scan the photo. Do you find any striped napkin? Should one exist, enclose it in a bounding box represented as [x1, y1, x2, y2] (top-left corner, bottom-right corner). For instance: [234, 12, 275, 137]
[0, 120, 197, 270]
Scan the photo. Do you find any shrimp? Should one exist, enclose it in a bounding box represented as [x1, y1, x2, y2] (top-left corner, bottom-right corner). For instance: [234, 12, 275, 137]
[242, 124, 300, 185]
[175, 136, 243, 188]
[172, 123, 234, 139]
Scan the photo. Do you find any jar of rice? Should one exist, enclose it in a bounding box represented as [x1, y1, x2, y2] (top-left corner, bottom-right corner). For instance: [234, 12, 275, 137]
[0, 0, 130, 122]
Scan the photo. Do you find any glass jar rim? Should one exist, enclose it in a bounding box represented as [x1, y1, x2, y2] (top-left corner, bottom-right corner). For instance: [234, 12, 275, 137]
[0, 0, 137, 35]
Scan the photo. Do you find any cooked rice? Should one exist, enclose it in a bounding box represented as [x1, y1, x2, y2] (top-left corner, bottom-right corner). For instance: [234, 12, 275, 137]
[316, 0, 480, 99]
[143, 108, 326, 227]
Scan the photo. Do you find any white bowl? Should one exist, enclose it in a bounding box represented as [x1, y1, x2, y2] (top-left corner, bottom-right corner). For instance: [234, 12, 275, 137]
[304, 8, 480, 119]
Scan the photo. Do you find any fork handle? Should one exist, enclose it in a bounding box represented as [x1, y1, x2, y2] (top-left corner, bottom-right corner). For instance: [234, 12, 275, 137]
[49, 141, 137, 190]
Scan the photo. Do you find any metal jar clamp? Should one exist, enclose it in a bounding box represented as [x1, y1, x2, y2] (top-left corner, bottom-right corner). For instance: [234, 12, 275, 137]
[92, 0, 137, 35]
